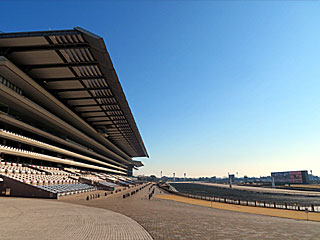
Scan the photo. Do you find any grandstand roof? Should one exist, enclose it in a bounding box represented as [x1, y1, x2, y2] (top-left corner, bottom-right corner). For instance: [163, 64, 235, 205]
[0, 27, 148, 158]
[132, 160, 144, 167]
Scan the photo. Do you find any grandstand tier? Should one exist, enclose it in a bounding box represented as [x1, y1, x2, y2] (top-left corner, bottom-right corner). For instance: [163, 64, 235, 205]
[0, 28, 148, 198]
[0, 160, 139, 198]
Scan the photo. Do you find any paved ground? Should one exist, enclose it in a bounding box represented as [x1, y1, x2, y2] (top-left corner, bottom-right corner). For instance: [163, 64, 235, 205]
[65, 185, 320, 240]
[0, 197, 152, 240]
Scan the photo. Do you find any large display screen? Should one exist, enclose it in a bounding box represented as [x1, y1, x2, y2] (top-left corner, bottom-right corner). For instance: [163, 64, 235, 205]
[271, 171, 309, 184]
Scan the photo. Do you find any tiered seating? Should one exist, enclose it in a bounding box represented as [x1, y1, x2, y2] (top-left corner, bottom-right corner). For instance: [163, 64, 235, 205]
[4, 173, 77, 185]
[100, 174, 130, 186]
[1, 161, 77, 185]
[104, 174, 118, 182]
[80, 173, 138, 189]
[92, 173, 127, 185]
[93, 172, 106, 178]
[99, 181, 118, 188]
[37, 183, 96, 196]
[115, 175, 136, 184]
[32, 165, 71, 175]
[0, 161, 42, 175]
[64, 168, 81, 174]
[0, 129, 126, 174]
[81, 174, 103, 182]
[0, 157, 138, 198]
[0, 144, 121, 174]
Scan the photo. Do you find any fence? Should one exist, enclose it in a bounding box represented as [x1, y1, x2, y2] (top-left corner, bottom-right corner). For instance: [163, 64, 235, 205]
[159, 185, 320, 213]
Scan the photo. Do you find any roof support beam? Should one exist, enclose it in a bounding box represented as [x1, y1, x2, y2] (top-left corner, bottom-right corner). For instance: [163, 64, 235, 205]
[79, 110, 107, 113]
[86, 116, 110, 120]
[90, 120, 114, 123]
[85, 114, 126, 120]
[79, 110, 122, 114]
[19, 61, 98, 70]
[54, 87, 109, 92]
[37, 76, 105, 82]
[72, 103, 118, 107]
[65, 96, 114, 100]
[0, 43, 90, 54]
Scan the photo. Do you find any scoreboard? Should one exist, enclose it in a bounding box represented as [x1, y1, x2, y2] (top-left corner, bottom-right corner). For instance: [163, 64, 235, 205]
[271, 170, 309, 184]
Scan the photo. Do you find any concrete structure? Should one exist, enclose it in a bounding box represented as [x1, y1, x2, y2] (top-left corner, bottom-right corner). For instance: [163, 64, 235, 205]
[0, 28, 148, 175]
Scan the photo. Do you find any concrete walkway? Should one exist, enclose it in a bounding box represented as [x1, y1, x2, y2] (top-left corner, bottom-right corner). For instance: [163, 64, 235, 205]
[0, 197, 152, 240]
[66, 185, 320, 240]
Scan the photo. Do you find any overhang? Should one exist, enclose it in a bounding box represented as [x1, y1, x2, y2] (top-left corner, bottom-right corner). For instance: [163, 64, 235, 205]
[0, 27, 148, 158]
[131, 160, 144, 168]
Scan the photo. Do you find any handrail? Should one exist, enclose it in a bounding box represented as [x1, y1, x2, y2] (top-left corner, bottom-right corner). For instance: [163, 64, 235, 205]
[158, 185, 320, 212]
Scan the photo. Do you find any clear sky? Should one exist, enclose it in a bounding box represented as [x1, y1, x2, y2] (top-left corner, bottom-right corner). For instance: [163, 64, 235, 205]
[1, 1, 320, 178]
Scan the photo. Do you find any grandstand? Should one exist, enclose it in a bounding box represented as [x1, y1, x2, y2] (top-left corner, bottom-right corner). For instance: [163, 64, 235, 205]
[0, 28, 148, 198]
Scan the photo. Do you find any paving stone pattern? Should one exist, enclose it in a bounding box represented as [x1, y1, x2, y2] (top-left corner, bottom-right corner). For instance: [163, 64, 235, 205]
[66, 185, 320, 240]
[0, 197, 152, 240]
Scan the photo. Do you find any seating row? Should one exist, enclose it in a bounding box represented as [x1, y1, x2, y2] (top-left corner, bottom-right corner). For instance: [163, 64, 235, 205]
[32, 165, 71, 176]
[0, 157, 139, 197]
[3, 174, 77, 185]
[99, 181, 118, 188]
[0, 129, 126, 172]
[36, 183, 97, 195]
[0, 162, 43, 175]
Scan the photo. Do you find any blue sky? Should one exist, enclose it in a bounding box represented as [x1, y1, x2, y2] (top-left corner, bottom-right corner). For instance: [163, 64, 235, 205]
[1, 1, 320, 177]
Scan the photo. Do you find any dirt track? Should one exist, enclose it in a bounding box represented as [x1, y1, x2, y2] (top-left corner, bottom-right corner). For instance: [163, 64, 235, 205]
[171, 183, 320, 205]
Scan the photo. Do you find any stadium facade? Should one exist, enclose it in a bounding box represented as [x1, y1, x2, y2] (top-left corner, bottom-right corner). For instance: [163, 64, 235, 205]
[0, 28, 148, 198]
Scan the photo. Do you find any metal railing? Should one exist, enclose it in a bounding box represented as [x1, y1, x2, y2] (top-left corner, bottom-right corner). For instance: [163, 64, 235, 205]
[159, 185, 320, 212]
